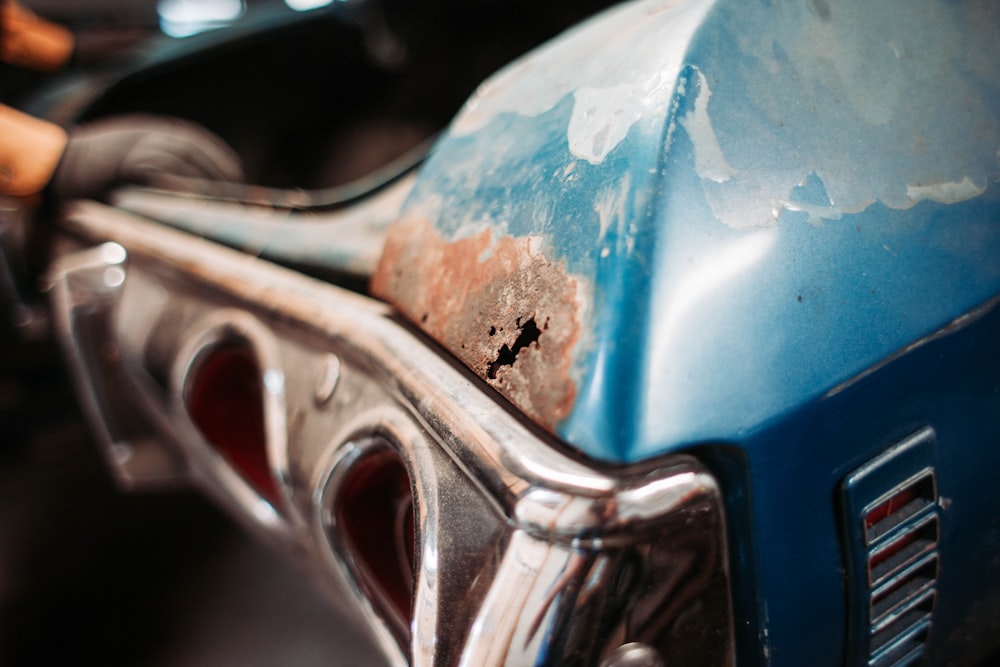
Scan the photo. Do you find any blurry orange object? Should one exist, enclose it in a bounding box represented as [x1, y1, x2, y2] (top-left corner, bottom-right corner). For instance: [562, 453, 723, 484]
[0, 1, 74, 72]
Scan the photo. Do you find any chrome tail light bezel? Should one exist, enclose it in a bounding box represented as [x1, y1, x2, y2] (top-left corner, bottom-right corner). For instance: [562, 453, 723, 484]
[317, 433, 419, 647]
[48, 201, 736, 667]
[171, 311, 293, 513]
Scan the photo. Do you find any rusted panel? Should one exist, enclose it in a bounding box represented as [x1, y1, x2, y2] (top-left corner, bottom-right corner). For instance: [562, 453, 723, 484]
[371, 217, 583, 431]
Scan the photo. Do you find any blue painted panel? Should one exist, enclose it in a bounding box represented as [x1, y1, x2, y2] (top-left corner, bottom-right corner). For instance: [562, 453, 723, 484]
[396, 0, 1000, 463]
[387, 1, 1000, 664]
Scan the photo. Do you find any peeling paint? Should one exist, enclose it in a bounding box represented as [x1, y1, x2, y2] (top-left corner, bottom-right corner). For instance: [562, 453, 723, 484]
[779, 200, 842, 226]
[679, 68, 735, 184]
[448, 0, 716, 156]
[675, 0, 1000, 230]
[906, 177, 987, 206]
[370, 0, 1000, 464]
[371, 217, 586, 431]
[568, 84, 646, 165]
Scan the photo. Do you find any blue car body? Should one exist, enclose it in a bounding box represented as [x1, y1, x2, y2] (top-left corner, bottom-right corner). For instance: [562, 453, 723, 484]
[368, 1, 1000, 664]
[31, 0, 1000, 664]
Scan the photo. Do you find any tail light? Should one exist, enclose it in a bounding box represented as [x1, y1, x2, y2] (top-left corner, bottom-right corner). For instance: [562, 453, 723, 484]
[335, 444, 416, 637]
[184, 339, 281, 504]
[50, 205, 736, 666]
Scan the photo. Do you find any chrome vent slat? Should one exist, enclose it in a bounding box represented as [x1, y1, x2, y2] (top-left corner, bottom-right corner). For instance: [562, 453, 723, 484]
[868, 618, 931, 667]
[870, 587, 935, 637]
[868, 515, 939, 587]
[865, 496, 938, 662]
[865, 473, 935, 544]
[871, 608, 932, 653]
[870, 556, 937, 625]
[866, 496, 930, 541]
[842, 428, 940, 667]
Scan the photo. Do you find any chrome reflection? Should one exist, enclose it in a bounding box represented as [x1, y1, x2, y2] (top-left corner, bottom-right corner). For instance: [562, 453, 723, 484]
[50, 201, 735, 667]
[157, 0, 245, 38]
[285, 0, 336, 11]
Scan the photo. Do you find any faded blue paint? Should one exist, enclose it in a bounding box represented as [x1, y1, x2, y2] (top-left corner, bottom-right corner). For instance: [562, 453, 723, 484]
[398, 0, 1000, 461]
[394, 2, 1000, 664]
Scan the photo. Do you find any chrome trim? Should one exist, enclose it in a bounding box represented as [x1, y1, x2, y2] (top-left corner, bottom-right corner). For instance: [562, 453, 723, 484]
[0, 195, 48, 338]
[316, 430, 418, 667]
[169, 309, 299, 530]
[48, 241, 187, 489]
[600, 643, 665, 667]
[48, 201, 735, 666]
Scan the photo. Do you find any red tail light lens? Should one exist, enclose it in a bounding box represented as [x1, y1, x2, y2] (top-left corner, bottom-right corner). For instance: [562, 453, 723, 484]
[337, 447, 415, 632]
[185, 341, 280, 504]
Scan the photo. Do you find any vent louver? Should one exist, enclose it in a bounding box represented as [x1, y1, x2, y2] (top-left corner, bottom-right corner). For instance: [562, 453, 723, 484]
[842, 427, 939, 667]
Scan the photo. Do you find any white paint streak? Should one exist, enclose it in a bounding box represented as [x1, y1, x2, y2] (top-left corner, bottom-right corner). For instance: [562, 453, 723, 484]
[528, 235, 545, 255]
[680, 68, 736, 183]
[568, 84, 646, 164]
[644, 229, 776, 424]
[594, 172, 632, 241]
[906, 176, 986, 205]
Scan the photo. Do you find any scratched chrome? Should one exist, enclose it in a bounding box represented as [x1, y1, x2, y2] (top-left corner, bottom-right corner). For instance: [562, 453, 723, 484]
[48, 201, 734, 667]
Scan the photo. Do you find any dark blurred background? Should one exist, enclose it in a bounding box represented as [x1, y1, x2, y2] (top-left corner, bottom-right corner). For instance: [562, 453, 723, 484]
[0, 4, 390, 664]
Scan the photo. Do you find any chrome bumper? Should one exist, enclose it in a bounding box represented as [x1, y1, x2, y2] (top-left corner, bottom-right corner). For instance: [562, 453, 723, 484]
[48, 201, 734, 667]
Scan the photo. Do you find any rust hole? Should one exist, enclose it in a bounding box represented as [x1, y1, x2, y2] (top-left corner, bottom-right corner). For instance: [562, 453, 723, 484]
[487, 317, 541, 379]
[371, 217, 584, 430]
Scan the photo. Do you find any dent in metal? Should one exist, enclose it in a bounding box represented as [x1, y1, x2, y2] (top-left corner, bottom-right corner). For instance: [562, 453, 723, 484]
[372, 216, 586, 431]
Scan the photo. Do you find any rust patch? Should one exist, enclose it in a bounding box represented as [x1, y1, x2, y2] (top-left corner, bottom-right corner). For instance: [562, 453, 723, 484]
[371, 217, 584, 431]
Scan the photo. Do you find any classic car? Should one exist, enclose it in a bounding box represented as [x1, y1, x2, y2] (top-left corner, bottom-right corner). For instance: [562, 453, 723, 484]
[8, 0, 1000, 665]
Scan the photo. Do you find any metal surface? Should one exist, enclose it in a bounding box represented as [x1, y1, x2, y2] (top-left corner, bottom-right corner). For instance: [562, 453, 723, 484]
[110, 170, 418, 279]
[34, 1, 1000, 665]
[47, 201, 734, 666]
[371, 0, 1000, 462]
[371, 216, 584, 432]
[361, 3, 1000, 663]
[47, 241, 186, 488]
[600, 643, 664, 667]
